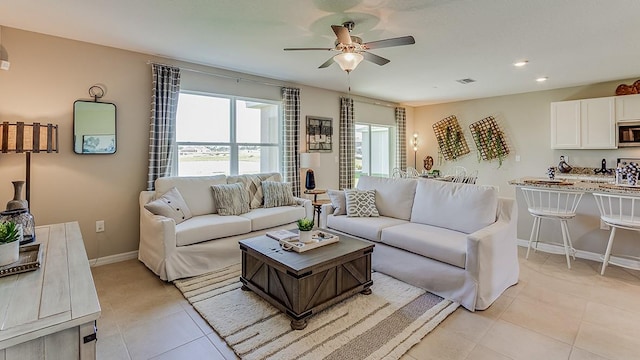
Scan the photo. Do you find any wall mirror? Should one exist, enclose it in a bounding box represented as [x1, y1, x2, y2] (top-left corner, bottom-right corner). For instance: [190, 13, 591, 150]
[73, 100, 116, 154]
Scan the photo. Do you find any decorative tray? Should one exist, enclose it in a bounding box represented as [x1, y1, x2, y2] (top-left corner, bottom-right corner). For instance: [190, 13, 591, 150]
[523, 179, 574, 185]
[279, 231, 339, 253]
[0, 243, 43, 278]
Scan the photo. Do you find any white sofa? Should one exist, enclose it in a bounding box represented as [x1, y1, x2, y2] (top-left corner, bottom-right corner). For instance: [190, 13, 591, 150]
[320, 176, 519, 311]
[139, 173, 313, 281]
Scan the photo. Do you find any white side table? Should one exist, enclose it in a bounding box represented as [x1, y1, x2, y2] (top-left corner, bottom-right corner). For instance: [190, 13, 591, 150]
[0, 222, 100, 359]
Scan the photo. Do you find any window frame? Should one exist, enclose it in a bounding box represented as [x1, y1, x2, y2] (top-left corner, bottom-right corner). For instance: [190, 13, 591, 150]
[355, 122, 396, 179]
[174, 90, 282, 176]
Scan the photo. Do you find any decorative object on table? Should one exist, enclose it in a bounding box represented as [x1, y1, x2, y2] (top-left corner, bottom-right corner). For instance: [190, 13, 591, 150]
[547, 167, 555, 180]
[469, 116, 510, 167]
[411, 133, 419, 167]
[0, 208, 35, 245]
[306, 115, 333, 152]
[300, 152, 320, 190]
[297, 217, 314, 243]
[432, 115, 470, 161]
[279, 230, 340, 252]
[624, 162, 639, 185]
[0, 121, 59, 209]
[594, 158, 613, 175]
[557, 156, 572, 173]
[0, 243, 43, 277]
[0, 221, 21, 267]
[6, 180, 28, 210]
[615, 79, 640, 95]
[423, 155, 434, 171]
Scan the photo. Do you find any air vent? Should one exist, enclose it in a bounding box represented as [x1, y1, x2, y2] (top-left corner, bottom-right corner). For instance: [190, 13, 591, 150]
[456, 78, 476, 84]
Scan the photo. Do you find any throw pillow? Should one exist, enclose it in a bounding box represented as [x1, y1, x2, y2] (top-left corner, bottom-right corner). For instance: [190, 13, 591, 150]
[210, 183, 250, 216]
[262, 181, 297, 208]
[144, 187, 193, 224]
[328, 189, 347, 216]
[345, 189, 379, 217]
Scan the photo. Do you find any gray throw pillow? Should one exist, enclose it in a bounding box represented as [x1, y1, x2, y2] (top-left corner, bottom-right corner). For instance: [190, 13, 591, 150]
[328, 189, 347, 216]
[262, 181, 297, 208]
[211, 183, 250, 216]
[345, 189, 379, 217]
[144, 187, 193, 224]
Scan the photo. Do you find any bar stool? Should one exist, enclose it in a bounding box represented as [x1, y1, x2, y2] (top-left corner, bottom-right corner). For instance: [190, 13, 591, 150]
[520, 187, 584, 269]
[592, 192, 640, 275]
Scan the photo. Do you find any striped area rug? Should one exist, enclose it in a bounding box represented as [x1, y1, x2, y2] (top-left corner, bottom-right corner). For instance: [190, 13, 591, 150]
[174, 264, 459, 360]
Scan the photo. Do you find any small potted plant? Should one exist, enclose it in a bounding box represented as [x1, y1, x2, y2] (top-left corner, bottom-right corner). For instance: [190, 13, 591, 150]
[297, 218, 314, 243]
[0, 221, 22, 266]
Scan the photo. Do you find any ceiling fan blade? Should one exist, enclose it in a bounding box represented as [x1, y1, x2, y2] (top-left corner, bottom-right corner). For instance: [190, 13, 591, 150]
[362, 52, 390, 66]
[318, 57, 335, 69]
[284, 47, 333, 51]
[364, 36, 415, 50]
[331, 25, 352, 45]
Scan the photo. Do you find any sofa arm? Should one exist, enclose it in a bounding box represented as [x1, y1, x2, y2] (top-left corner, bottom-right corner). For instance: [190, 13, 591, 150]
[465, 197, 519, 309]
[319, 203, 335, 228]
[139, 191, 178, 281]
[294, 197, 314, 220]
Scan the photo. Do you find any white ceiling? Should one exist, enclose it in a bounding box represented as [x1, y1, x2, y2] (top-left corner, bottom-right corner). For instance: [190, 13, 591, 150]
[1, 0, 639, 106]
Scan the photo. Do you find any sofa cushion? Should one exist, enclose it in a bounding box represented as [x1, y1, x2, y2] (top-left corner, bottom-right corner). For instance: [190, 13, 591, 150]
[175, 214, 251, 246]
[227, 172, 281, 209]
[211, 183, 250, 216]
[345, 189, 379, 217]
[381, 222, 467, 269]
[262, 181, 297, 208]
[327, 215, 407, 242]
[411, 180, 498, 234]
[144, 187, 193, 224]
[356, 176, 417, 220]
[328, 189, 347, 215]
[155, 175, 227, 216]
[239, 206, 306, 231]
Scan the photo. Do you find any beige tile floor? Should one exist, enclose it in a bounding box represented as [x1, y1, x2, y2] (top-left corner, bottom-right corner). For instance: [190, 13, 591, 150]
[92, 247, 640, 360]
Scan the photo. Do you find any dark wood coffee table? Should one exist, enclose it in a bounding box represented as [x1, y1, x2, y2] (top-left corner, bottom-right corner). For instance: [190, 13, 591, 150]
[239, 231, 374, 330]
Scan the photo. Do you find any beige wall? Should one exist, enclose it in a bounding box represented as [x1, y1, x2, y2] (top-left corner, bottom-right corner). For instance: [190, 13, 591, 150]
[0, 27, 406, 260]
[411, 78, 640, 198]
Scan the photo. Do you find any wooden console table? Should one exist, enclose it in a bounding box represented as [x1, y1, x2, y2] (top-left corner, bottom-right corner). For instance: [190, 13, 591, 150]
[0, 222, 100, 359]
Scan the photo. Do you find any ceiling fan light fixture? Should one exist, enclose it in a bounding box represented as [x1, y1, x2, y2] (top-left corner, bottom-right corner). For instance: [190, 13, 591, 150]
[334, 52, 364, 73]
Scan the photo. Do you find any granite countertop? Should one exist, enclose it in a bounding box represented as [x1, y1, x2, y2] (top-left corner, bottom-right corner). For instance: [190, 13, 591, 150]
[509, 177, 640, 195]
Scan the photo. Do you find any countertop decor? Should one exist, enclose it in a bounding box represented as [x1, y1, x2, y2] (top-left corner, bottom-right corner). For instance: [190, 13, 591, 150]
[509, 177, 640, 195]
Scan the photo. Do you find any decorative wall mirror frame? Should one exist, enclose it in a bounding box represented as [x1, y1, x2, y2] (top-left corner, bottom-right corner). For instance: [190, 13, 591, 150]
[73, 100, 117, 154]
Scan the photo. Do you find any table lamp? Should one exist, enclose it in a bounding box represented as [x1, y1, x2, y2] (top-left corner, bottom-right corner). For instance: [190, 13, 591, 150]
[300, 152, 320, 190]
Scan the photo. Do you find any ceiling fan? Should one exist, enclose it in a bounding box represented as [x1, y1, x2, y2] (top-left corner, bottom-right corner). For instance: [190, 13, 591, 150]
[284, 21, 415, 72]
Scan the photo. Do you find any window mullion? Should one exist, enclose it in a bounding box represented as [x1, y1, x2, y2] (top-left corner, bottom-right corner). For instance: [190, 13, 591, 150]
[230, 98, 238, 175]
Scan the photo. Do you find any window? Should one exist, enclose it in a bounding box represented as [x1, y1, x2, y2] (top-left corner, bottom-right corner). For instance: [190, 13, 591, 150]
[355, 123, 395, 182]
[175, 92, 281, 176]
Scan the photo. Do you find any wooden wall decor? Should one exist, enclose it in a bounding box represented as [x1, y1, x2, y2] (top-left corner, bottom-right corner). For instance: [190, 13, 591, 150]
[469, 116, 510, 166]
[432, 115, 470, 161]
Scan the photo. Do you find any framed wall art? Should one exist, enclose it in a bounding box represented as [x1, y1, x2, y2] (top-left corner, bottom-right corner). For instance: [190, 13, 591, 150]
[306, 116, 333, 152]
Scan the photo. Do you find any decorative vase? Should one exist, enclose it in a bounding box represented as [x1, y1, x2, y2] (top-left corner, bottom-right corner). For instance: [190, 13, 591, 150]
[0, 237, 20, 267]
[299, 230, 313, 243]
[6, 181, 28, 211]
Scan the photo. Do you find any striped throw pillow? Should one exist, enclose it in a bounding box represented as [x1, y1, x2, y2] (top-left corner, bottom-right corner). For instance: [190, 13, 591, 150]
[262, 181, 297, 208]
[211, 183, 250, 216]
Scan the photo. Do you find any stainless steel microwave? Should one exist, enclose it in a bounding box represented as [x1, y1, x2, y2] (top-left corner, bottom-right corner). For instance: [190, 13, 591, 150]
[618, 121, 640, 147]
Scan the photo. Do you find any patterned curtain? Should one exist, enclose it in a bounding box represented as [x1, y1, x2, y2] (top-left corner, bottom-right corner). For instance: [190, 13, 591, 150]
[395, 107, 407, 171]
[147, 64, 181, 191]
[282, 87, 301, 197]
[339, 97, 355, 190]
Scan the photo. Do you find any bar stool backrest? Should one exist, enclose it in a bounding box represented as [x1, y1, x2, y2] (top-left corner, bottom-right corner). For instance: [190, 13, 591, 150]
[593, 192, 640, 229]
[521, 187, 584, 218]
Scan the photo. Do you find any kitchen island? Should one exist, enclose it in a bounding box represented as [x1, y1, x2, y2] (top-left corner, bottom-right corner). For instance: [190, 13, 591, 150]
[509, 177, 640, 270]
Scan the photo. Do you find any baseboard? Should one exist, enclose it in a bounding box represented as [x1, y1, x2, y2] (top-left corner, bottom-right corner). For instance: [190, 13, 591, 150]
[89, 250, 139, 267]
[517, 239, 640, 270]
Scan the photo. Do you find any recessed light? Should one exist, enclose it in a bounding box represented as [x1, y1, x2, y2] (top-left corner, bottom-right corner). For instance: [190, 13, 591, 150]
[536, 77, 548, 82]
[513, 60, 528, 67]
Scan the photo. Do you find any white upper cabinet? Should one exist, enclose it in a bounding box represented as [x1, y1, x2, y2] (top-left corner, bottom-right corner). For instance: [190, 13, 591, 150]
[615, 94, 640, 122]
[551, 97, 616, 149]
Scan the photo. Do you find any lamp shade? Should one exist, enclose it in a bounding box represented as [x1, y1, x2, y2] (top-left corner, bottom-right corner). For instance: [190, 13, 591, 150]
[300, 152, 320, 169]
[0, 122, 59, 153]
[333, 52, 364, 73]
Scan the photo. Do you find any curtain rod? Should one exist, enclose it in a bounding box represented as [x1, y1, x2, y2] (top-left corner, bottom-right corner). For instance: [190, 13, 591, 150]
[147, 61, 285, 88]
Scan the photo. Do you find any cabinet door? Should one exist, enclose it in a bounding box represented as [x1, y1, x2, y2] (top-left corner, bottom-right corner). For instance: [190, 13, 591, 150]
[615, 94, 640, 122]
[551, 100, 581, 149]
[581, 97, 616, 149]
